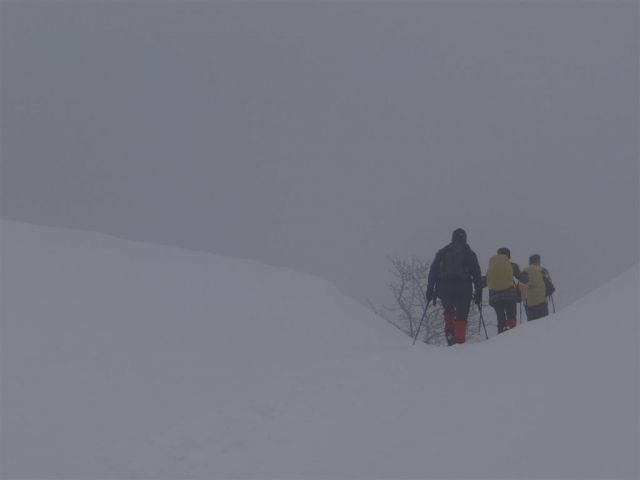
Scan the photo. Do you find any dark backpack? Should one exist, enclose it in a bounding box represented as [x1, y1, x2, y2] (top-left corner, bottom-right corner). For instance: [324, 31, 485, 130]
[440, 243, 469, 280]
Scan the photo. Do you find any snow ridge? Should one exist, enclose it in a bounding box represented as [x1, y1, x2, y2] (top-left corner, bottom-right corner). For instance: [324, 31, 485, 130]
[1, 221, 638, 478]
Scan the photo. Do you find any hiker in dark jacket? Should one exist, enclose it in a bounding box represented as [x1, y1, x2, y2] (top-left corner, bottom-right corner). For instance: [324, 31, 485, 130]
[426, 228, 483, 345]
[486, 247, 520, 334]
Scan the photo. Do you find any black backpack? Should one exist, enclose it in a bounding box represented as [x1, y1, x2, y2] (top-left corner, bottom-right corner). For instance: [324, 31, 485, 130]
[440, 243, 469, 280]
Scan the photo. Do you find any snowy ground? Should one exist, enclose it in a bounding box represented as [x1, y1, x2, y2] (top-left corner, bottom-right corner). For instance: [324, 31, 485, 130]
[1, 220, 638, 479]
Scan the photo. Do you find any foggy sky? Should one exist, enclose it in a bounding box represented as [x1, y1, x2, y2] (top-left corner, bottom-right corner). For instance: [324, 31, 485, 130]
[1, 1, 638, 310]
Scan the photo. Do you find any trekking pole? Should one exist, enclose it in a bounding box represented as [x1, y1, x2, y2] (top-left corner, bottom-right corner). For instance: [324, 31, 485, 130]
[478, 304, 489, 340]
[412, 303, 431, 345]
[549, 294, 556, 313]
[519, 302, 523, 325]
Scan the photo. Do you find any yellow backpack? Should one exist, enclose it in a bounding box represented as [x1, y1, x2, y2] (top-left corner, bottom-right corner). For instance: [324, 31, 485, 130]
[487, 254, 514, 291]
[522, 265, 546, 306]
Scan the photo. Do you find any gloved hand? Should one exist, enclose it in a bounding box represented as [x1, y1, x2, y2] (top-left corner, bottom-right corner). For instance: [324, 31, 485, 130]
[474, 290, 483, 306]
[426, 289, 437, 306]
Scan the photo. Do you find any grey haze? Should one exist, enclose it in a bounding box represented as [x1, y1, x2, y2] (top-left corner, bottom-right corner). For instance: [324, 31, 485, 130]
[1, 1, 638, 310]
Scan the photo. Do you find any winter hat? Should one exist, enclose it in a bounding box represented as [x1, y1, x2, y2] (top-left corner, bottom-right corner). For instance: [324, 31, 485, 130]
[451, 228, 467, 243]
[497, 247, 511, 258]
[529, 254, 541, 265]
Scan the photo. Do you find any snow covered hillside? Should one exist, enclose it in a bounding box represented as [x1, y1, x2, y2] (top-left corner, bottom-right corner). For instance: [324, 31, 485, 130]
[1, 220, 638, 479]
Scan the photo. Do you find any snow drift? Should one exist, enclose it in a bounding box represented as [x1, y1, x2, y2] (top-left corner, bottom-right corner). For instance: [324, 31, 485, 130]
[1, 220, 638, 479]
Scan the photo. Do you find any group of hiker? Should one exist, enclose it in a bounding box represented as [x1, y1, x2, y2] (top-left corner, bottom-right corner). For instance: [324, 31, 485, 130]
[425, 228, 556, 346]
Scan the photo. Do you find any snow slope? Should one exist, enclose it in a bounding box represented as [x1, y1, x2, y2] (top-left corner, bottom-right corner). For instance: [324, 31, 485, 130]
[1, 220, 638, 479]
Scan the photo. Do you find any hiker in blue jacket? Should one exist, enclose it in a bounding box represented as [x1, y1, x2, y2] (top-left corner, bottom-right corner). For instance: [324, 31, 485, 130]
[426, 228, 483, 345]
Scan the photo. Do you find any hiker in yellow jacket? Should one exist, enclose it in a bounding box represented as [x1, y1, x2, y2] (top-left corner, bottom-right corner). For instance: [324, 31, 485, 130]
[486, 247, 520, 333]
[519, 254, 556, 321]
